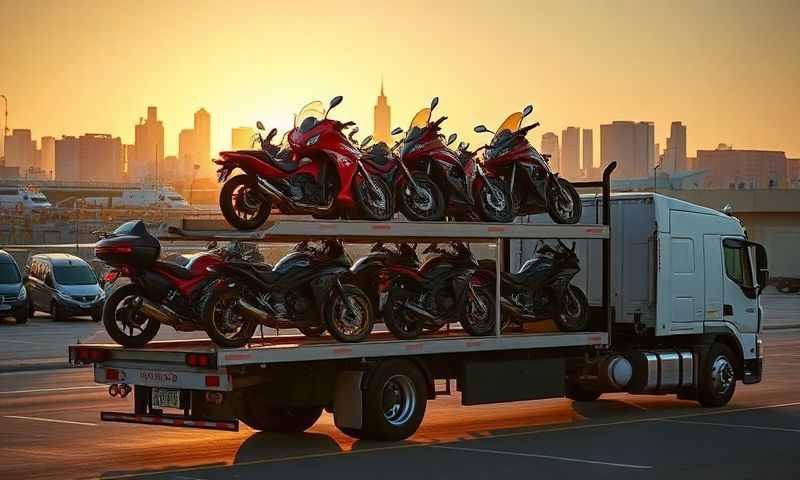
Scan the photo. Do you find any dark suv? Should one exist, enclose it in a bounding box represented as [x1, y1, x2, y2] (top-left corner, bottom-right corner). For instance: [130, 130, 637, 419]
[0, 250, 28, 324]
[26, 254, 105, 321]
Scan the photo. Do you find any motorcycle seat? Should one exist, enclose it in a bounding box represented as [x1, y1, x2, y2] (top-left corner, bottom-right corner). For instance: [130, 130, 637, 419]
[242, 150, 303, 173]
[154, 261, 193, 280]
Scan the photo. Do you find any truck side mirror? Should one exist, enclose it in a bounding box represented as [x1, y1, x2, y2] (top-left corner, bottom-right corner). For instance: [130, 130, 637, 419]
[754, 243, 768, 293]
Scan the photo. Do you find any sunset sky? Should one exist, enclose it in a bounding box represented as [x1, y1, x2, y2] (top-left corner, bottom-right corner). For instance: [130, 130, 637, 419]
[1, 0, 799, 162]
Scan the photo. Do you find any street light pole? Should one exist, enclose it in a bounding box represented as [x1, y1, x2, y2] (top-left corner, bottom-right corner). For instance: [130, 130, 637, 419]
[653, 162, 661, 193]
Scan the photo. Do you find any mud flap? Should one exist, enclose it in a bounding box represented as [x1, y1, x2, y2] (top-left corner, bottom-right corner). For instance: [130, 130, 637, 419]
[333, 371, 364, 429]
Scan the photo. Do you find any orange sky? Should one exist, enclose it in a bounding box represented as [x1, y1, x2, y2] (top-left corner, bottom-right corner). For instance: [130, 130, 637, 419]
[1, 0, 799, 162]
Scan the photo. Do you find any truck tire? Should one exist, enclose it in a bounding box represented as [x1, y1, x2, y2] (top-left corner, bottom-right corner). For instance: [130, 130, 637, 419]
[361, 359, 427, 441]
[698, 343, 737, 407]
[238, 402, 323, 433]
[565, 382, 602, 402]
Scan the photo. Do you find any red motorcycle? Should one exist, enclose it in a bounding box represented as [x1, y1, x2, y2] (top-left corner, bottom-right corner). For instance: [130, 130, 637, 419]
[474, 105, 582, 224]
[215, 96, 394, 229]
[395, 97, 512, 222]
[96, 221, 261, 348]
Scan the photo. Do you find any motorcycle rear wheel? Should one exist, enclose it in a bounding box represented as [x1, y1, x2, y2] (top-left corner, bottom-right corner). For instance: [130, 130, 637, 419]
[102, 285, 161, 348]
[353, 174, 394, 221]
[200, 288, 257, 348]
[220, 174, 272, 230]
[383, 289, 425, 340]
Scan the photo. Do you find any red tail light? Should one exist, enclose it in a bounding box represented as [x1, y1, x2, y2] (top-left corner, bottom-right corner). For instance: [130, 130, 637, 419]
[96, 245, 134, 255]
[73, 347, 109, 364]
[103, 270, 120, 283]
[186, 353, 215, 368]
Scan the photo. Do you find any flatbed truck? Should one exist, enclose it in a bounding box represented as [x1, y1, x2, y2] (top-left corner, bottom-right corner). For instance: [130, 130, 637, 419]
[69, 170, 768, 441]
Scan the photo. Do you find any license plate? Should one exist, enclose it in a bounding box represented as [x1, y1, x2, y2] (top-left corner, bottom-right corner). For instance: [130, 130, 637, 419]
[151, 388, 181, 409]
[0, 304, 10, 311]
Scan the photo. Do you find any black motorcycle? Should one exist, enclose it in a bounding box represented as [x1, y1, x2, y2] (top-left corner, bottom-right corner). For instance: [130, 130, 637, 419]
[474, 240, 588, 332]
[202, 240, 374, 343]
[382, 242, 495, 339]
[350, 242, 421, 318]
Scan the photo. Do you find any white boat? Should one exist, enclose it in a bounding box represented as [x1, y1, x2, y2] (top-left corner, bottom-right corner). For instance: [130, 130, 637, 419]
[0, 186, 52, 210]
[111, 186, 191, 209]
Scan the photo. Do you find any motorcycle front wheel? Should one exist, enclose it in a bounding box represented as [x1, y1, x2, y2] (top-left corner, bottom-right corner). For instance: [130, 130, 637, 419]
[353, 174, 394, 221]
[398, 173, 446, 222]
[547, 178, 582, 224]
[200, 288, 258, 348]
[102, 284, 161, 348]
[220, 174, 272, 230]
[459, 283, 497, 336]
[476, 177, 514, 223]
[383, 289, 425, 340]
[325, 284, 374, 342]
[553, 285, 589, 332]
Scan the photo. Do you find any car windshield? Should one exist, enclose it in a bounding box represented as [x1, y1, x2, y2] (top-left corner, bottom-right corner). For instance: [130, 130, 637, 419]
[493, 112, 524, 142]
[294, 101, 326, 133]
[405, 108, 431, 143]
[0, 263, 20, 284]
[53, 265, 97, 285]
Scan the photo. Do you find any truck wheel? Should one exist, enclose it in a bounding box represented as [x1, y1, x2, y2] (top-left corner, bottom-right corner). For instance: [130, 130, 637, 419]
[361, 359, 427, 441]
[698, 343, 737, 407]
[238, 403, 323, 433]
[565, 382, 602, 402]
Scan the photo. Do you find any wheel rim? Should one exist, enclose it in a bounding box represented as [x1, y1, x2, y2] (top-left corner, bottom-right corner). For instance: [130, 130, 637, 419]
[331, 294, 369, 338]
[388, 296, 421, 335]
[405, 183, 434, 215]
[710, 355, 735, 397]
[554, 187, 575, 220]
[382, 374, 416, 426]
[484, 185, 507, 213]
[212, 297, 247, 340]
[359, 177, 389, 217]
[466, 287, 491, 331]
[232, 184, 266, 222]
[115, 296, 151, 338]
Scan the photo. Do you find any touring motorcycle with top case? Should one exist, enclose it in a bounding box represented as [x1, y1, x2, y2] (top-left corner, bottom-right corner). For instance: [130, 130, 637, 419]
[474, 105, 582, 224]
[96, 220, 261, 348]
[202, 239, 375, 343]
[214, 96, 394, 230]
[395, 97, 513, 223]
[381, 242, 495, 339]
[473, 239, 588, 332]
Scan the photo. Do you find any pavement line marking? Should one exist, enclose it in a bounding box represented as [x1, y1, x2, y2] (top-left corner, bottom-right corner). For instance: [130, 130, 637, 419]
[0, 385, 107, 395]
[3, 415, 97, 427]
[101, 399, 800, 479]
[431, 445, 652, 469]
[0, 339, 45, 345]
[658, 418, 800, 433]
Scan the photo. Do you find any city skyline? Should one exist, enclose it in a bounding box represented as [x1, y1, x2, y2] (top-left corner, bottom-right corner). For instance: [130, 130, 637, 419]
[1, 0, 798, 160]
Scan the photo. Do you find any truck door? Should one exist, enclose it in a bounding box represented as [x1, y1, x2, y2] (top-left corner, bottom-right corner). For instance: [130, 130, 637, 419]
[721, 237, 758, 334]
[703, 235, 724, 322]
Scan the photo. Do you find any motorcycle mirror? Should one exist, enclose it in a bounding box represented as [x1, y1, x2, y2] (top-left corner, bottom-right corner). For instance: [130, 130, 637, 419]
[430, 96, 439, 111]
[458, 141, 467, 150]
[474, 125, 488, 133]
[327, 95, 343, 116]
[256, 121, 265, 131]
[351, 126, 359, 135]
[391, 127, 403, 135]
[361, 135, 373, 147]
[522, 105, 534, 118]
[446, 133, 457, 146]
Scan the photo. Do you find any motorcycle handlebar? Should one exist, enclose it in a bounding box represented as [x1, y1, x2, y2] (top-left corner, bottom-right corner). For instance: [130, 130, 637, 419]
[518, 122, 540, 135]
[432, 116, 448, 128]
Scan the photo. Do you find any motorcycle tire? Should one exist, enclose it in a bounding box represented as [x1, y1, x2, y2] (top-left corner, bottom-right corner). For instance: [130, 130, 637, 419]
[383, 289, 425, 340]
[547, 178, 582, 224]
[220, 174, 272, 230]
[353, 174, 394, 221]
[475, 177, 514, 223]
[102, 284, 161, 348]
[324, 284, 374, 342]
[553, 285, 589, 332]
[398, 173, 446, 222]
[200, 288, 257, 348]
[459, 283, 497, 336]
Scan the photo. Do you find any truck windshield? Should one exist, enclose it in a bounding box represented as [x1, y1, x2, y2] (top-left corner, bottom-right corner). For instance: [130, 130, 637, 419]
[53, 265, 97, 285]
[0, 264, 21, 284]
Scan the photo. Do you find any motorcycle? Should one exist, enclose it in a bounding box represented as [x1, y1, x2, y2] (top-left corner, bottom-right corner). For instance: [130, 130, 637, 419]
[202, 239, 375, 343]
[381, 242, 495, 339]
[474, 105, 582, 224]
[473, 240, 589, 332]
[215, 96, 394, 230]
[350, 242, 420, 318]
[395, 97, 513, 223]
[96, 220, 261, 348]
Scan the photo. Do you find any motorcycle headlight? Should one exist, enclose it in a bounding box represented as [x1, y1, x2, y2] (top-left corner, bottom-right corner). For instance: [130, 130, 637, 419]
[306, 134, 321, 146]
[17, 286, 26, 301]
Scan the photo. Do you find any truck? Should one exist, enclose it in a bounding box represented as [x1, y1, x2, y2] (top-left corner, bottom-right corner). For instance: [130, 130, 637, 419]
[69, 168, 768, 441]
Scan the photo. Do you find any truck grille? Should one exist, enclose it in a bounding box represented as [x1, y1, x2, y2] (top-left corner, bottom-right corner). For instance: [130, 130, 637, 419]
[71, 295, 97, 303]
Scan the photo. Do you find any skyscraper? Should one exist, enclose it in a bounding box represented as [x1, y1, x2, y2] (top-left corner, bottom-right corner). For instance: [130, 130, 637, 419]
[540, 132, 560, 173]
[582, 129, 594, 178]
[662, 121, 687, 173]
[231, 127, 255, 150]
[194, 108, 211, 177]
[3, 129, 35, 172]
[600, 121, 655, 179]
[373, 80, 391, 145]
[561, 127, 581, 179]
[133, 107, 164, 181]
[55, 136, 80, 181]
[40, 136, 55, 178]
[79, 133, 123, 182]
[179, 129, 196, 179]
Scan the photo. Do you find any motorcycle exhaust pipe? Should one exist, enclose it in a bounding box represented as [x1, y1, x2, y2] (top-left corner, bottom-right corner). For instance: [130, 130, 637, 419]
[254, 176, 335, 214]
[131, 296, 182, 327]
[235, 298, 294, 329]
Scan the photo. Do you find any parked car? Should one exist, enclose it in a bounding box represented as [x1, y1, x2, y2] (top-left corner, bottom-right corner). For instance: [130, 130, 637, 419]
[0, 250, 28, 324]
[26, 254, 105, 322]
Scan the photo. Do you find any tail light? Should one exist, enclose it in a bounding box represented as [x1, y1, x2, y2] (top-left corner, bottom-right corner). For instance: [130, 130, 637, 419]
[95, 245, 134, 255]
[103, 270, 120, 284]
[73, 347, 109, 364]
[186, 353, 215, 368]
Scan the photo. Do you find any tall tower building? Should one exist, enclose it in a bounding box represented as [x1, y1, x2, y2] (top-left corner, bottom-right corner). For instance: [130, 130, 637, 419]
[561, 127, 581, 179]
[540, 132, 560, 173]
[373, 80, 391, 145]
[231, 127, 255, 150]
[179, 129, 196, 179]
[662, 121, 687, 173]
[55, 136, 80, 181]
[40, 136, 55, 178]
[133, 106, 165, 181]
[600, 121, 655, 179]
[194, 108, 211, 178]
[582, 129, 594, 178]
[3, 129, 35, 171]
[79, 133, 123, 182]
